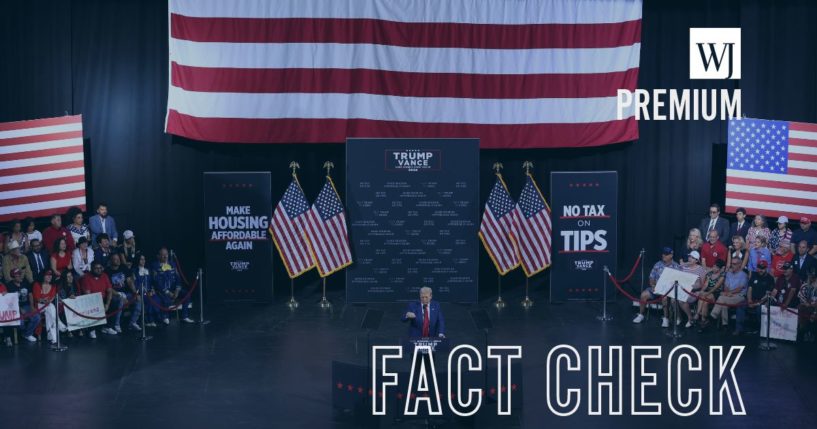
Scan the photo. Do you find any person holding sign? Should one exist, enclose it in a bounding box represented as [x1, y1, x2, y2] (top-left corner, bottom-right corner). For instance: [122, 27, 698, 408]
[33, 270, 63, 344]
[709, 259, 748, 333]
[632, 247, 679, 325]
[80, 261, 116, 338]
[2, 269, 39, 343]
[401, 287, 445, 338]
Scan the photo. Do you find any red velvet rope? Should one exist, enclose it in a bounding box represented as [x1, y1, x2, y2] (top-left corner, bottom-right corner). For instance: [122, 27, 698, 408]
[172, 253, 192, 287]
[607, 272, 666, 304]
[145, 278, 199, 312]
[61, 293, 138, 321]
[611, 253, 643, 284]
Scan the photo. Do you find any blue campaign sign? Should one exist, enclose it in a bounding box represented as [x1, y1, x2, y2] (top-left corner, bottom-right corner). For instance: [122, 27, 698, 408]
[346, 139, 479, 303]
[550, 171, 618, 302]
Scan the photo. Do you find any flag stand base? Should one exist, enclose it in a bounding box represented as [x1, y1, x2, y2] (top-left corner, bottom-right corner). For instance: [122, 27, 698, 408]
[287, 279, 299, 309]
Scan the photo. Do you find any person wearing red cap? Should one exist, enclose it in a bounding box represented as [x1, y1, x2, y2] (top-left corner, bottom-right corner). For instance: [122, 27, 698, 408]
[791, 217, 817, 257]
[771, 239, 794, 278]
[1, 268, 39, 343]
[773, 262, 801, 310]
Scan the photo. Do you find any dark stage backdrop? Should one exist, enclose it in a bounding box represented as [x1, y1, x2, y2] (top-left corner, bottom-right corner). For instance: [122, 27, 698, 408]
[2, 0, 817, 300]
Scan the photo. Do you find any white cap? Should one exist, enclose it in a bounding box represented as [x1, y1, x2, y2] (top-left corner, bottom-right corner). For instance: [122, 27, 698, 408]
[689, 250, 701, 260]
[7, 240, 20, 251]
[123, 230, 134, 240]
[777, 216, 788, 224]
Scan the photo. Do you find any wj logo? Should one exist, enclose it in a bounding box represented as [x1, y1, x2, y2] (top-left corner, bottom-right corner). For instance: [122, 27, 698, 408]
[689, 28, 741, 80]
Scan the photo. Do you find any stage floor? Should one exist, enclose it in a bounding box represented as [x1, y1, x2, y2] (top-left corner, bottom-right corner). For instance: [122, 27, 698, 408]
[1, 281, 816, 428]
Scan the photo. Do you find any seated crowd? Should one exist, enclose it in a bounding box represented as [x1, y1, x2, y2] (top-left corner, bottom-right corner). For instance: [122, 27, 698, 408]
[633, 204, 817, 341]
[0, 203, 194, 347]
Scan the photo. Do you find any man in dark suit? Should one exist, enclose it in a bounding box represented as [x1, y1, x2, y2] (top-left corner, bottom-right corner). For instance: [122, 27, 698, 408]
[793, 240, 817, 279]
[401, 287, 445, 338]
[699, 203, 730, 246]
[729, 207, 750, 241]
[26, 239, 50, 281]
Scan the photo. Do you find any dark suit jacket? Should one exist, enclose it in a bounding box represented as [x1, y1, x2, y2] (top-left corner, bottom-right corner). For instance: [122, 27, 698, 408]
[793, 253, 817, 279]
[699, 217, 730, 245]
[729, 221, 750, 241]
[401, 301, 445, 338]
[26, 250, 50, 279]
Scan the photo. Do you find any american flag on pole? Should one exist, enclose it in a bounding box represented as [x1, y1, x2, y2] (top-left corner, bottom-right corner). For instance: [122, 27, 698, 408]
[725, 118, 817, 220]
[479, 175, 520, 275]
[270, 177, 316, 278]
[0, 115, 86, 222]
[165, 0, 642, 148]
[512, 174, 553, 276]
[303, 177, 353, 277]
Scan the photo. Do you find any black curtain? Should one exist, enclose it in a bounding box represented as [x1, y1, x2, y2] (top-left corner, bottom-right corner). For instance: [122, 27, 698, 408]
[2, 0, 816, 299]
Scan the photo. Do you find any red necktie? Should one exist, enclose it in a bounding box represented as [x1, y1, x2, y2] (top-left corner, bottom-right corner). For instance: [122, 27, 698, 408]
[422, 305, 430, 337]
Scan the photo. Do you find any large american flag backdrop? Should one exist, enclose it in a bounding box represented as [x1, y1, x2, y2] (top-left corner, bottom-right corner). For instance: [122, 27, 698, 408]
[0, 115, 87, 222]
[166, 0, 642, 148]
[725, 118, 817, 219]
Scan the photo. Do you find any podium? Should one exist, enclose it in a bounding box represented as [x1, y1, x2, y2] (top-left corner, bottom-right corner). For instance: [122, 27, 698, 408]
[401, 337, 450, 357]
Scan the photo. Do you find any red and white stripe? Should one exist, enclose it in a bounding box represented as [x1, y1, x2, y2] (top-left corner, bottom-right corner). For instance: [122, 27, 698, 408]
[271, 203, 315, 278]
[0, 115, 86, 222]
[512, 212, 552, 276]
[303, 208, 353, 277]
[166, 0, 641, 148]
[726, 121, 817, 220]
[479, 206, 520, 275]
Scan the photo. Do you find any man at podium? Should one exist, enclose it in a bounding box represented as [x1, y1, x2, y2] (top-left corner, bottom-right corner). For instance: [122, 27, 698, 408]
[402, 287, 445, 338]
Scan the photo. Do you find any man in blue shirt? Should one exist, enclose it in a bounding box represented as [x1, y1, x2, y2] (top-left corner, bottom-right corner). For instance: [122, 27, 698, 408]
[89, 203, 119, 248]
[151, 248, 194, 325]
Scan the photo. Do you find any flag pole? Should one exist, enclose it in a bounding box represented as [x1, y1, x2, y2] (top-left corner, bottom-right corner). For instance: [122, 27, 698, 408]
[520, 161, 535, 309]
[286, 161, 301, 310]
[288, 278, 299, 309]
[318, 161, 335, 309]
[491, 162, 507, 309]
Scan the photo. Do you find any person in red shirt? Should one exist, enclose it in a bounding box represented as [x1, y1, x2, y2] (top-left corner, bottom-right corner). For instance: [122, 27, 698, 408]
[771, 239, 794, 278]
[700, 229, 728, 268]
[80, 261, 116, 338]
[42, 214, 75, 255]
[33, 270, 61, 344]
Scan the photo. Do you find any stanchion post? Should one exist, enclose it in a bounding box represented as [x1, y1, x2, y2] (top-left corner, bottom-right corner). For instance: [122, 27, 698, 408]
[494, 274, 505, 309]
[197, 268, 210, 325]
[759, 291, 777, 351]
[319, 277, 331, 308]
[50, 291, 67, 352]
[667, 281, 683, 338]
[136, 277, 153, 342]
[287, 279, 299, 309]
[597, 266, 614, 321]
[521, 277, 533, 309]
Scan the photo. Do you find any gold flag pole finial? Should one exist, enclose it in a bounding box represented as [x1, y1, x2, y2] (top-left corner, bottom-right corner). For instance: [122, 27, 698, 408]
[492, 162, 504, 175]
[289, 161, 300, 177]
[323, 161, 335, 178]
[522, 161, 533, 175]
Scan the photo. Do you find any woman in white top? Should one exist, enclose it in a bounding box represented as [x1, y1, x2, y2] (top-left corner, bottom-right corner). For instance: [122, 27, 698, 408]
[72, 236, 94, 277]
[24, 218, 42, 244]
[68, 211, 90, 244]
